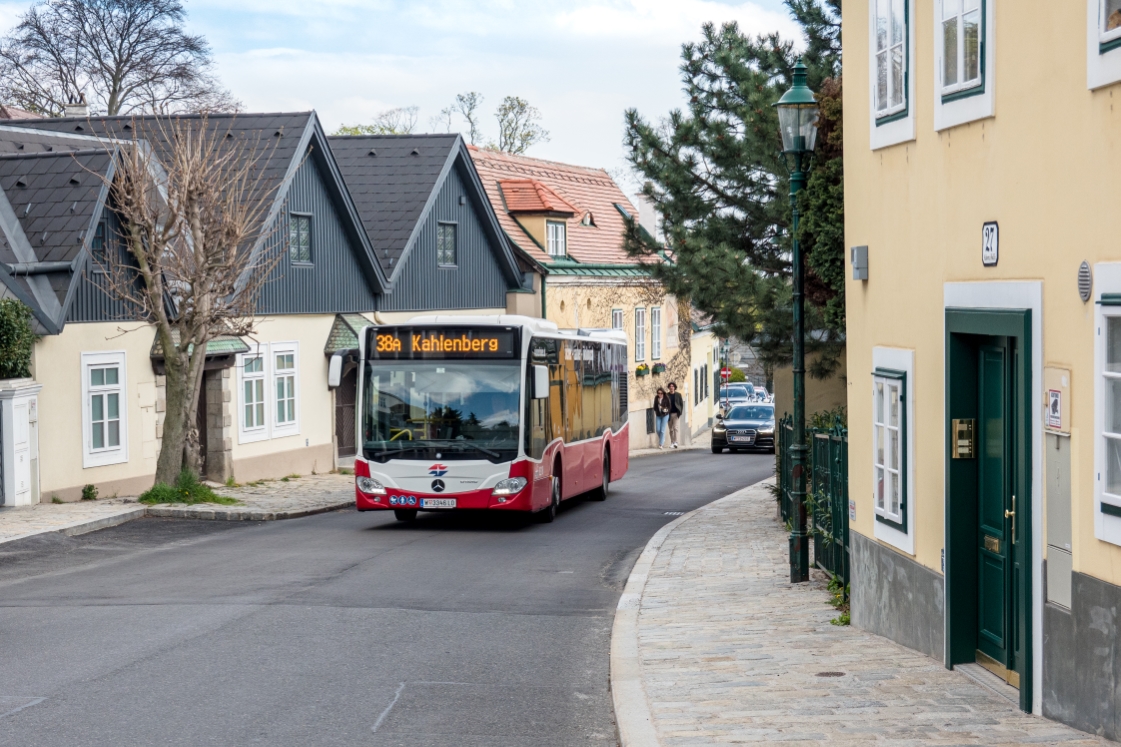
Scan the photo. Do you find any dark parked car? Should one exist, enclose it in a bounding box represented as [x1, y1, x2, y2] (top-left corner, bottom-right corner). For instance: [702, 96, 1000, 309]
[711, 404, 776, 453]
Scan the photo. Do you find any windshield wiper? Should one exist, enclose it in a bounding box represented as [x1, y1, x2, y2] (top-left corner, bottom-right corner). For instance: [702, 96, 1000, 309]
[429, 440, 503, 460]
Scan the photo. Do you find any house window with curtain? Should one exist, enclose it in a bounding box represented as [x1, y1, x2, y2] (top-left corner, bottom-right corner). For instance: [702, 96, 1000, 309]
[546, 221, 567, 257]
[939, 0, 983, 99]
[82, 351, 128, 467]
[651, 307, 662, 360]
[437, 223, 457, 266]
[634, 308, 646, 362]
[873, 369, 907, 529]
[874, 0, 908, 119]
[289, 213, 312, 264]
[1102, 0, 1121, 50]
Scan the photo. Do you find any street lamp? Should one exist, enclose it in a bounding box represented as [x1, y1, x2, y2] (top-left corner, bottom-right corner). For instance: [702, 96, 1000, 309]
[775, 58, 819, 584]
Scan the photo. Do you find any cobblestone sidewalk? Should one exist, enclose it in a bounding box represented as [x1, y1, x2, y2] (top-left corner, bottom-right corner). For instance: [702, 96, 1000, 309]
[614, 480, 1106, 746]
[0, 472, 356, 545]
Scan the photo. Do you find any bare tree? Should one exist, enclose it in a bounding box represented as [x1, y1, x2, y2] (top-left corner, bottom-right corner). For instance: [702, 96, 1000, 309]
[491, 96, 549, 155]
[452, 91, 484, 144]
[94, 116, 280, 484]
[0, 0, 238, 117]
[335, 106, 419, 136]
[430, 106, 454, 133]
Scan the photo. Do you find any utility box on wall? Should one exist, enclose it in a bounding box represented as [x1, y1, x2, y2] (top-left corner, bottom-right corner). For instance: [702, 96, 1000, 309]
[0, 378, 42, 506]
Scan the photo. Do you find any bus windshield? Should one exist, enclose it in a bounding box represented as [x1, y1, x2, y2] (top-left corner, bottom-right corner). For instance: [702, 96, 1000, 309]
[362, 360, 521, 463]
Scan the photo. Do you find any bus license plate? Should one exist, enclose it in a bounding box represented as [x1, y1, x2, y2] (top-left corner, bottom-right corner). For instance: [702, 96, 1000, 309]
[421, 498, 456, 509]
[729, 436, 755, 444]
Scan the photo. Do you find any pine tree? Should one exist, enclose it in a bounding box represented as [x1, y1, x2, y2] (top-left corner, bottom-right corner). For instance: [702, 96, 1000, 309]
[623, 0, 843, 375]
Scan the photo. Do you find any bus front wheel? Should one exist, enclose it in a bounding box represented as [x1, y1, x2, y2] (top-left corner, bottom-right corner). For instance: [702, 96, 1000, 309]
[537, 473, 560, 523]
[591, 452, 609, 501]
[394, 509, 418, 522]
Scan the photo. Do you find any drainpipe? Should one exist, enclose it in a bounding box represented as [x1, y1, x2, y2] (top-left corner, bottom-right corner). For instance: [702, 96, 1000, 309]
[540, 274, 547, 320]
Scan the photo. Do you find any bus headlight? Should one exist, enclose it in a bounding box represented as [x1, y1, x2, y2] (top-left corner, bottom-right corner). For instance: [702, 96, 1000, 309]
[357, 477, 386, 495]
[492, 477, 527, 496]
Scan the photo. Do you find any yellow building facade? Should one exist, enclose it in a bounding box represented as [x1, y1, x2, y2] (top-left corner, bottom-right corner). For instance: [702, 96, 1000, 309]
[845, 0, 1121, 731]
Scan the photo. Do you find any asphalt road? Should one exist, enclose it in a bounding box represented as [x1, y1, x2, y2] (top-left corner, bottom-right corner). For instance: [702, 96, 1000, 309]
[0, 449, 774, 747]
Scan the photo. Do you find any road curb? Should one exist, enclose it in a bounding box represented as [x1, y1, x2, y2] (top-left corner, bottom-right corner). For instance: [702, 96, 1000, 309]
[145, 500, 353, 522]
[0, 499, 353, 546]
[610, 478, 773, 747]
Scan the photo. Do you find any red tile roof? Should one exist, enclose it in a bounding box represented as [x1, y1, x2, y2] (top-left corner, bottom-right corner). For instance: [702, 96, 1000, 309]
[468, 145, 643, 266]
[498, 179, 578, 215]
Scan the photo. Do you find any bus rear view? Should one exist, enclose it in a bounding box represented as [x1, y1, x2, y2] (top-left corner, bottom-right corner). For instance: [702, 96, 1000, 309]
[350, 315, 629, 522]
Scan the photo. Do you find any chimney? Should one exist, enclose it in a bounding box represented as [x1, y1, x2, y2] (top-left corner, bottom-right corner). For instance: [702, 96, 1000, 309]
[63, 94, 88, 118]
[636, 191, 663, 245]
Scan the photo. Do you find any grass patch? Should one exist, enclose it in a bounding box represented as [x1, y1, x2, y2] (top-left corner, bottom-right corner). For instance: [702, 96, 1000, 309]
[138, 471, 240, 506]
[81, 484, 98, 501]
[51, 495, 62, 504]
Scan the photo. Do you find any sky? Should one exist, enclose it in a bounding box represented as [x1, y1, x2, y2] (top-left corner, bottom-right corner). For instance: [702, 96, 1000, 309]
[0, 0, 801, 193]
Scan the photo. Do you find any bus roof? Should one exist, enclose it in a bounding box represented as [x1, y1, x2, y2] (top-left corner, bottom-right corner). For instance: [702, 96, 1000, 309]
[402, 314, 626, 344]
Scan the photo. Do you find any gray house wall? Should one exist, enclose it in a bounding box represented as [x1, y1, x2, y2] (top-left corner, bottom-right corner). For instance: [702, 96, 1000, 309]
[257, 154, 378, 315]
[379, 162, 509, 312]
[68, 208, 136, 324]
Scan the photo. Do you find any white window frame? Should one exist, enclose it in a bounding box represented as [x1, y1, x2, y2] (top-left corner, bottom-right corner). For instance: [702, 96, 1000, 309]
[238, 346, 268, 444]
[939, 0, 984, 97]
[873, 0, 908, 118]
[546, 220, 567, 257]
[238, 342, 301, 444]
[933, 0, 995, 132]
[81, 351, 128, 468]
[271, 342, 300, 438]
[611, 308, 623, 330]
[870, 0, 916, 149]
[651, 306, 662, 360]
[635, 307, 646, 362]
[1094, 264, 1121, 547]
[872, 371, 906, 528]
[1089, 0, 1121, 89]
[872, 347, 915, 554]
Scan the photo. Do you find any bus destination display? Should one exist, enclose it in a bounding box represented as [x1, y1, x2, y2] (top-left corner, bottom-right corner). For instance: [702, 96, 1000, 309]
[369, 327, 518, 359]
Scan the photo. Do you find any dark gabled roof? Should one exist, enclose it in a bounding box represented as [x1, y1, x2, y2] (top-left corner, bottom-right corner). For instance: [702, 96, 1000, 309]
[0, 140, 114, 334]
[0, 112, 314, 188]
[328, 134, 459, 270]
[0, 150, 110, 264]
[329, 133, 523, 288]
[0, 112, 388, 330]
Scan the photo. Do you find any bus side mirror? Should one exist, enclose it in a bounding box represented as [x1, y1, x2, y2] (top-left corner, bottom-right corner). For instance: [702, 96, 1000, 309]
[328, 354, 343, 388]
[533, 365, 549, 399]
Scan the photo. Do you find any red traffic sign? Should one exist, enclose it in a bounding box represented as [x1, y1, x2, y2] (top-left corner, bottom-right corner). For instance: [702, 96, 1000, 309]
[721, 368, 731, 378]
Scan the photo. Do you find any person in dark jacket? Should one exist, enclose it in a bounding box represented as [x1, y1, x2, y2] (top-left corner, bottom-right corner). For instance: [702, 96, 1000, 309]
[653, 388, 670, 448]
[667, 382, 685, 448]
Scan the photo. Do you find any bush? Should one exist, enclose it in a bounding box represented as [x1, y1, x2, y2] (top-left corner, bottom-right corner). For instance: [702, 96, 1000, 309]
[0, 299, 37, 379]
[728, 368, 747, 383]
[138, 470, 239, 506]
[81, 484, 98, 501]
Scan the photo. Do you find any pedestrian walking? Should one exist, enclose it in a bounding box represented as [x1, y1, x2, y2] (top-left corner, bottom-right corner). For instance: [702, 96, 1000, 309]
[653, 388, 670, 448]
[667, 382, 684, 448]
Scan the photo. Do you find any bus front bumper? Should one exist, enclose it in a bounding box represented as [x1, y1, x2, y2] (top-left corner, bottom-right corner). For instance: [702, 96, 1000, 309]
[355, 485, 535, 512]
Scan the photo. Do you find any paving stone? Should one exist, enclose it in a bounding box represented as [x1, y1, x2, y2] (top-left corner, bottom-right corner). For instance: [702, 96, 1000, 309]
[631, 481, 1108, 746]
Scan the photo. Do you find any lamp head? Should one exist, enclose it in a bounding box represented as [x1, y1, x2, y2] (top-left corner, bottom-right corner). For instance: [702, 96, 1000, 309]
[775, 58, 819, 154]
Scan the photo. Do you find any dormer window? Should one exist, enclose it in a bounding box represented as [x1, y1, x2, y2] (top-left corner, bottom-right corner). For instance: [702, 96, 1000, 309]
[546, 220, 566, 257]
[581, 212, 595, 227]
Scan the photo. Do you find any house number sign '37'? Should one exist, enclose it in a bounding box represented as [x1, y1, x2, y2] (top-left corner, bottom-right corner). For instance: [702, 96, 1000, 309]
[982, 222, 999, 267]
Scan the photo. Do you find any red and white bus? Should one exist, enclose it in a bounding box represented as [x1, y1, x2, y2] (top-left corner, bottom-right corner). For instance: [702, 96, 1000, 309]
[339, 315, 629, 522]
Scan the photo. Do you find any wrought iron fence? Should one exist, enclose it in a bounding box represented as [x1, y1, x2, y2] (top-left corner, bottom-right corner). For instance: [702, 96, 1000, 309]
[777, 415, 849, 589]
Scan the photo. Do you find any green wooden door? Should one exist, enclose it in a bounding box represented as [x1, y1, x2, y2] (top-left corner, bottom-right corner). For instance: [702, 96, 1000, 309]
[976, 340, 1018, 679]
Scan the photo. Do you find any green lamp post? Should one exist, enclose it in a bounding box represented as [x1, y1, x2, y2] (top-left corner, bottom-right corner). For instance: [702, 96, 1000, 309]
[775, 58, 819, 584]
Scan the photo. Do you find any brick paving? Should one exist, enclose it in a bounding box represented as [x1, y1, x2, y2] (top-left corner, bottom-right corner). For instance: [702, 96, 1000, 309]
[0, 472, 356, 544]
[622, 480, 1105, 746]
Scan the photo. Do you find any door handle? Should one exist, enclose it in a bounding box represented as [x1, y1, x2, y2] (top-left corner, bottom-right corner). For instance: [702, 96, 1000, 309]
[1005, 494, 1016, 545]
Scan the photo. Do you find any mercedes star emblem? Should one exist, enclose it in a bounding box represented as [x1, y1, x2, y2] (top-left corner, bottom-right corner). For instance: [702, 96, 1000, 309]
[431, 479, 446, 493]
